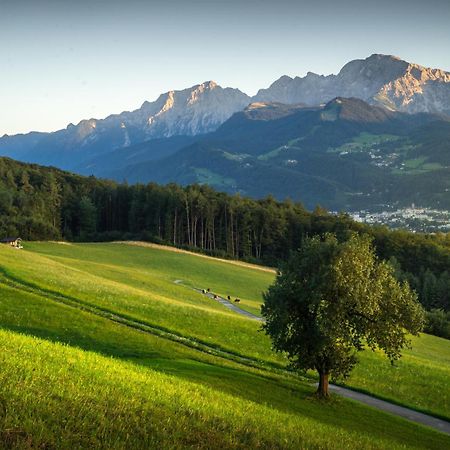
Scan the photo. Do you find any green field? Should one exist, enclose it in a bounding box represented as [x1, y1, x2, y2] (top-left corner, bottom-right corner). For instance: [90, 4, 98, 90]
[328, 132, 401, 154]
[393, 157, 445, 175]
[193, 167, 237, 188]
[0, 242, 449, 448]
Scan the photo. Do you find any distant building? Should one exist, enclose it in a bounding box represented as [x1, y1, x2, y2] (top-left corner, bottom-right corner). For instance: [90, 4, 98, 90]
[0, 237, 23, 248]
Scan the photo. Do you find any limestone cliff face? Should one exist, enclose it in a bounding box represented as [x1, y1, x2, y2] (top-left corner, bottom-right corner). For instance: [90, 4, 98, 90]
[375, 64, 450, 113]
[55, 81, 250, 155]
[138, 81, 251, 137]
[0, 82, 250, 166]
[2, 54, 450, 171]
[254, 54, 450, 115]
[93, 81, 251, 143]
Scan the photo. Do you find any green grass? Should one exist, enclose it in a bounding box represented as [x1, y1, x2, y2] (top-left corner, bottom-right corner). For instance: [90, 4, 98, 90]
[343, 333, 450, 419]
[0, 243, 278, 364]
[0, 320, 448, 448]
[328, 133, 400, 154]
[32, 241, 272, 316]
[392, 157, 444, 175]
[423, 162, 444, 171]
[257, 146, 286, 161]
[194, 167, 236, 188]
[2, 242, 450, 418]
[257, 138, 303, 161]
[222, 151, 251, 161]
[353, 132, 400, 145]
[0, 241, 449, 447]
[404, 157, 428, 169]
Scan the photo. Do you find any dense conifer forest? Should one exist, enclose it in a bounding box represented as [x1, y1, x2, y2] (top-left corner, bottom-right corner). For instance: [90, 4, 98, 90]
[0, 156, 449, 337]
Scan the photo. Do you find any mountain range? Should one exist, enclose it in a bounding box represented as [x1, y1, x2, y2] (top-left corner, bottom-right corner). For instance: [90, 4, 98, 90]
[1, 53, 450, 210]
[255, 54, 450, 114]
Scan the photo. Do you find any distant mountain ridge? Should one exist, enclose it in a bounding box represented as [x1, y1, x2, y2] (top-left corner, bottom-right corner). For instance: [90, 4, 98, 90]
[0, 81, 250, 169]
[255, 54, 450, 115]
[0, 53, 450, 203]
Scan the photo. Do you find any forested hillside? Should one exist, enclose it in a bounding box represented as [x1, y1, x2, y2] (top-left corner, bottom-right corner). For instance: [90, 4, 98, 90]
[0, 156, 449, 329]
[3, 96, 450, 211]
[106, 98, 450, 210]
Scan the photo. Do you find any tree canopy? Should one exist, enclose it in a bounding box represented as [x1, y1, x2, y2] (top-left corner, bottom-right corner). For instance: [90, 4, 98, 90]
[261, 233, 425, 397]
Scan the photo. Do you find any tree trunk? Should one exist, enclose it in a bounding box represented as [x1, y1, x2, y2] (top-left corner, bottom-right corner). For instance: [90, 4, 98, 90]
[173, 209, 177, 245]
[185, 198, 191, 246]
[317, 372, 330, 397]
[201, 219, 204, 250]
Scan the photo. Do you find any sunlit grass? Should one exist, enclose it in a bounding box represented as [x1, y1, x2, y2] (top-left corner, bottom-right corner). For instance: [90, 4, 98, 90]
[344, 334, 450, 419]
[0, 241, 449, 426]
[30, 241, 272, 315]
[0, 244, 278, 363]
[0, 329, 448, 449]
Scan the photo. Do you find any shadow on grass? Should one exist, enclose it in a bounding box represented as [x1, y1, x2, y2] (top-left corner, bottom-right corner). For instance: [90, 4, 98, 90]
[2, 323, 448, 449]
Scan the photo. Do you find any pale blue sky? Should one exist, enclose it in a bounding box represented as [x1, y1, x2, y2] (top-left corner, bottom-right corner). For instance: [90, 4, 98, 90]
[1, 0, 449, 135]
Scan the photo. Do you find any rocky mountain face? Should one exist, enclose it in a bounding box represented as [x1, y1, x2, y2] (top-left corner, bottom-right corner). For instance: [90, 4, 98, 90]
[255, 54, 450, 115]
[0, 81, 250, 168]
[103, 80, 251, 140]
[1, 53, 450, 173]
[137, 81, 251, 137]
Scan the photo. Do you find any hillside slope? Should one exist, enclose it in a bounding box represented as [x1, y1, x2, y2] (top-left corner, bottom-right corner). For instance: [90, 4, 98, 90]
[0, 242, 449, 448]
[115, 98, 450, 210]
[0, 242, 449, 422]
[2, 328, 449, 449]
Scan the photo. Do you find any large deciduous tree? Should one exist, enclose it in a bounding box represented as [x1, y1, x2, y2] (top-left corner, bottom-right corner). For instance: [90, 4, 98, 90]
[261, 233, 425, 397]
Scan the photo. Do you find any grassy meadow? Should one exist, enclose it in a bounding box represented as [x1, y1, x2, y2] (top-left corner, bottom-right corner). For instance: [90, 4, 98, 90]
[2, 329, 449, 449]
[0, 241, 449, 448]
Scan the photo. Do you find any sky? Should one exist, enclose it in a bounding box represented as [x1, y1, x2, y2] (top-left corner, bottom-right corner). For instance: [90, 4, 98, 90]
[1, 0, 449, 135]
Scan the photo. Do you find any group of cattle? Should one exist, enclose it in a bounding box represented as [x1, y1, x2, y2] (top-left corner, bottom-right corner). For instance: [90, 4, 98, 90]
[201, 288, 241, 303]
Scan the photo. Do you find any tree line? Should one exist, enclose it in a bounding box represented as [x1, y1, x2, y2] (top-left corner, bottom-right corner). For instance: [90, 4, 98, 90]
[0, 156, 449, 336]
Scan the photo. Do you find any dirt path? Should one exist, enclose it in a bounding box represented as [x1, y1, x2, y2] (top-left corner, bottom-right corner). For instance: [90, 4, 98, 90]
[174, 279, 263, 321]
[328, 384, 450, 435]
[179, 280, 450, 436]
[199, 289, 263, 321]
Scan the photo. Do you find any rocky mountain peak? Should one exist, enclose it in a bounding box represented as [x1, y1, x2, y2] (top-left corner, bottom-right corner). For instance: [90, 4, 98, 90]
[74, 119, 98, 140]
[200, 80, 218, 90]
[147, 91, 176, 125]
[255, 54, 450, 115]
[62, 81, 251, 147]
[338, 54, 409, 84]
[187, 81, 219, 105]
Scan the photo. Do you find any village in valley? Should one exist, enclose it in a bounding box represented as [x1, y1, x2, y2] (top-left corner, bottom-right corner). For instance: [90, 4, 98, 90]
[350, 206, 450, 232]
